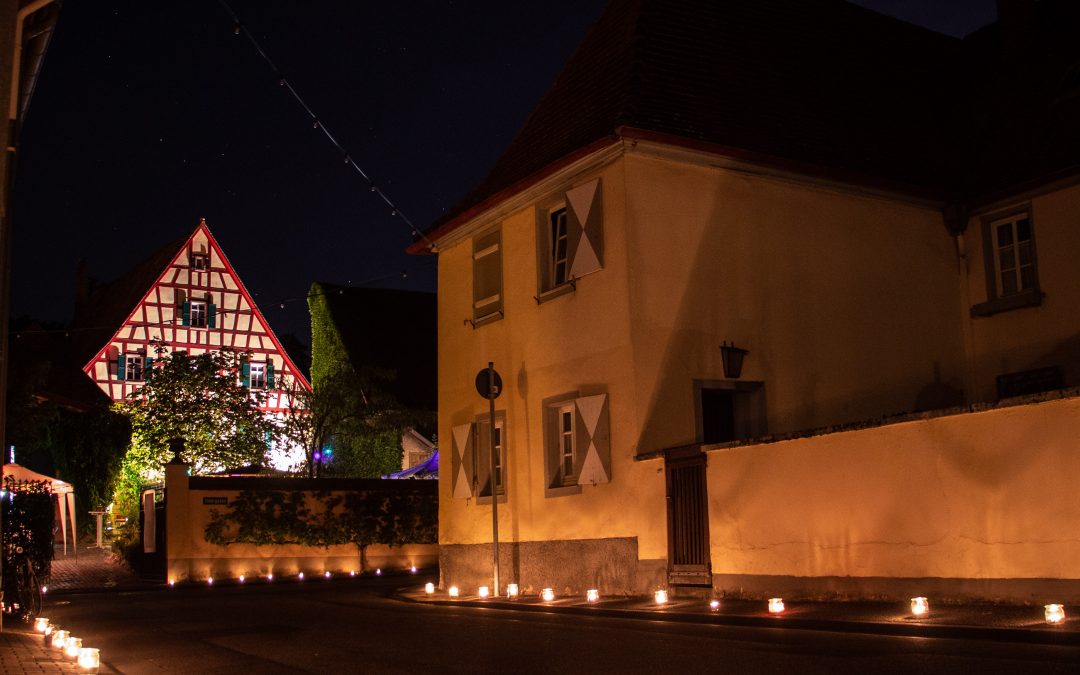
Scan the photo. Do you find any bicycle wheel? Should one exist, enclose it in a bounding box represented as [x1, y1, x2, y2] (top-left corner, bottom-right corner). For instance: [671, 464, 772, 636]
[16, 559, 41, 620]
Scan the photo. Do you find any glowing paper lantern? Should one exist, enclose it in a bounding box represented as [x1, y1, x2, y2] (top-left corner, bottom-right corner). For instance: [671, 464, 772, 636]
[709, 599, 720, 611]
[768, 598, 785, 614]
[376, 568, 382, 576]
[267, 573, 274, 582]
[207, 577, 214, 585]
[42, 623, 54, 646]
[424, 582, 435, 594]
[65, 636, 83, 659]
[410, 566, 417, 574]
[586, 589, 600, 603]
[448, 585, 460, 598]
[298, 572, 305, 580]
[51, 629, 69, 650]
[479, 586, 490, 599]
[654, 589, 668, 605]
[238, 575, 245, 583]
[350, 570, 356, 577]
[325, 571, 331, 579]
[1045, 604, 1066, 624]
[79, 647, 101, 672]
[911, 597, 928, 617]
[541, 588, 555, 602]
[507, 583, 519, 599]
[34, 617, 50, 633]
[168, 579, 175, 587]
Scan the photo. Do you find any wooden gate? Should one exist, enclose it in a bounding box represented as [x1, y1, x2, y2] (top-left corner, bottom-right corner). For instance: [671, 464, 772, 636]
[138, 488, 167, 581]
[665, 446, 712, 586]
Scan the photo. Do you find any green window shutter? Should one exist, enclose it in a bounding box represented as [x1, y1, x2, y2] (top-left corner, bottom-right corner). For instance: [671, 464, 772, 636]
[241, 362, 251, 387]
[117, 354, 126, 380]
[181, 301, 191, 326]
[208, 303, 217, 328]
[144, 356, 153, 378]
[266, 361, 275, 388]
[264, 429, 273, 449]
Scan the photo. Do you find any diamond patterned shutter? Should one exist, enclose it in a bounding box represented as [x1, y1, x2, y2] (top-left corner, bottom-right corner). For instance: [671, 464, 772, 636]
[575, 393, 611, 485]
[565, 179, 603, 279]
[451, 422, 476, 499]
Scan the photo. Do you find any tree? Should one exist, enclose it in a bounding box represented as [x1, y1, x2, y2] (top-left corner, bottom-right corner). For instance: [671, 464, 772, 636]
[114, 346, 275, 480]
[278, 368, 419, 478]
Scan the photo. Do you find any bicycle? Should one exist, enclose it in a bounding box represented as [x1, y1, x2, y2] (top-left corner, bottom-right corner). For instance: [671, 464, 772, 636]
[3, 545, 43, 622]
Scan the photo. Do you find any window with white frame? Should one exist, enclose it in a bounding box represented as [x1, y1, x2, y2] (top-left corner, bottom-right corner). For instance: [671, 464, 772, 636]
[189, 300, 207, 328]
[549, 206, 570, 287]
[991, 212, 1037, 297]
[249, 362, 267, 389]
[973, 206, 1042, 317]
[543, 392, 612, 495]
[474, 415, 505, 498]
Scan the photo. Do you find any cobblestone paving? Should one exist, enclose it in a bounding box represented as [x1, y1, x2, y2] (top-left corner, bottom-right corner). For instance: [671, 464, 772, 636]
[47, 536, 142, 593]
[0, 628, 81, 674]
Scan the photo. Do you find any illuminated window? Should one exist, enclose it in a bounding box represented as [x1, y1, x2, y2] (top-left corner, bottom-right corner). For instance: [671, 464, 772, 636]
[189, 301, 207, 328]
[118, 353, 150, 381]
[249, 363, 266, 389]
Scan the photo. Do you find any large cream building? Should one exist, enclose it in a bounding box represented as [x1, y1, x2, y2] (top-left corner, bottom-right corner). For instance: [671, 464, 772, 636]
[413, 0, 1080, 601]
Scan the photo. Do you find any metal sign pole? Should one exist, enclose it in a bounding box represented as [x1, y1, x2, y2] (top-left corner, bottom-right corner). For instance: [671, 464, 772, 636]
[486, 362, 500, 598]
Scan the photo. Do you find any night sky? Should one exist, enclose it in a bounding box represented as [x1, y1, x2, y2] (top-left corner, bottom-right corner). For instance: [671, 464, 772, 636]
[11, 0, 997, 345]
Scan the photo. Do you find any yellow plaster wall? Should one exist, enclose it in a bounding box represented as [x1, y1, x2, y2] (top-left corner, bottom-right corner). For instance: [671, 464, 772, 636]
[438, 158, 670, 561]
[707, 395, 1080, 581]
[965, 183, 1080, 401]
[624, 152, 967, 454]
[438, 148, 967, 565]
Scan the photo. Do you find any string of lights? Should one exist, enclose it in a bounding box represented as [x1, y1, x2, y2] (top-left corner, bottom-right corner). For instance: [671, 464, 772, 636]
[215, 0, 434, 249]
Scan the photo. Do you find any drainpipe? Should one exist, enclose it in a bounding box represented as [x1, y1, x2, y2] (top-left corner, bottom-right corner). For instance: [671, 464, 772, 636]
[945, 203, 978, 403]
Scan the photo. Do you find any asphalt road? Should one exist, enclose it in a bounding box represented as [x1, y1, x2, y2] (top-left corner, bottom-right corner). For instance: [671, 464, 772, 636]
[41, 576, 1080, 674]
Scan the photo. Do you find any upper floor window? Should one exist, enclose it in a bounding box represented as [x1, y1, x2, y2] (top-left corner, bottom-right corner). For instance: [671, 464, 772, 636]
[249, 363, 267, 389]
[192, 253, 209, 270]
[189, 300, 207, 328]
[180, 294, 217, 328]
[992, 213, 1036, 297]
[117, 353, 151, 381]
[549, 206, 570, 287]
[472, 227, 503, 325]
[543, 392, 612, 496]
[242, 360, 274, 389]
[972, 206, 1042, 317]
[537, 178, 603, 299]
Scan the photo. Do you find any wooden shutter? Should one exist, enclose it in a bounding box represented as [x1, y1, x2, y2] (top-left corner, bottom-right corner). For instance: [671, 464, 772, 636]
[565, 179, 603, 279]
[181, 301, 191, 326]
[117, 354, 126, 380]
[208, 302, 217, 328]
[451, 423, 475, 499]
[241, 362, 251, 387]
[144, 356, 153, 377]
[472, 228, 502, 320]
[575, 393, 611, 485]
[266, 361, 275, 388]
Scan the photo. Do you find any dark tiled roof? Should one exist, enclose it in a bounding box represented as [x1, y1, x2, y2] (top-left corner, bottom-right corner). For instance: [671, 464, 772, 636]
[311, 283, 437, 412]
[423, 0, 1080, 244]
[70, 234, 187, 366]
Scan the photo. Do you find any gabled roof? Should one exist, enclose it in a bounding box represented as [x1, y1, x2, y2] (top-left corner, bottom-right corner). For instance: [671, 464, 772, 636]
[310, 283, 436, 412]
[417, 0, 1080, 248]
[77, 219, 309, 390]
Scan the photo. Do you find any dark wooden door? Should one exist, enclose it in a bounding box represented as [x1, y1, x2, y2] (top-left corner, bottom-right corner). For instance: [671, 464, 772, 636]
[665, 446, 712, 586]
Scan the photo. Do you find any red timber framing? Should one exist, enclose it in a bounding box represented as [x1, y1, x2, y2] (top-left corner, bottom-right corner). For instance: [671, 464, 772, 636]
[82, 219, 310, 412]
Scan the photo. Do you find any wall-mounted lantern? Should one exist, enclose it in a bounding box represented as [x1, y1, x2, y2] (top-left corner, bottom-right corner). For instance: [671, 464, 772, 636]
[720, 342, 749, 379]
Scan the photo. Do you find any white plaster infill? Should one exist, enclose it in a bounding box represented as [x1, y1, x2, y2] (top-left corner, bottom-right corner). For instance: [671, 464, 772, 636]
[635, 386, 1080, 461]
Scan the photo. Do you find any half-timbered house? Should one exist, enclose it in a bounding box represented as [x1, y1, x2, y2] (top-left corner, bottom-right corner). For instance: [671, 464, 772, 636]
[80, 218, 310, 468]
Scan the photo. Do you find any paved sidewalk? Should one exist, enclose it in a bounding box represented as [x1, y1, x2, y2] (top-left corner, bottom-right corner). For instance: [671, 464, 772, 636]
[48, 535, 146, 594]
[0, 626, 82, 674]
[400, 585, 1080, 646]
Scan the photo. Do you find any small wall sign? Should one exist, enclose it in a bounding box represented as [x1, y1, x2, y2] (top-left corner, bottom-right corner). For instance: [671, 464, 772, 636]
[202, 496, 229, 505]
